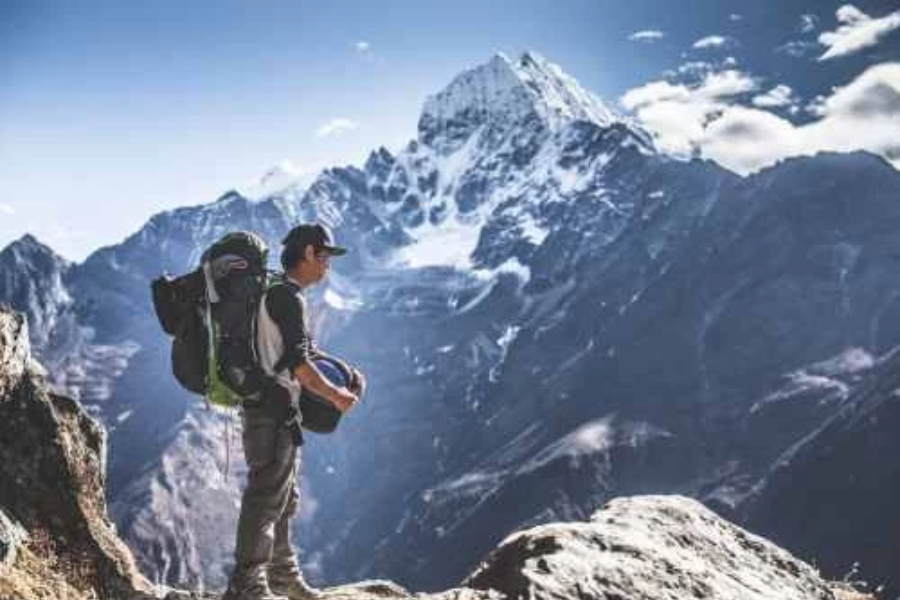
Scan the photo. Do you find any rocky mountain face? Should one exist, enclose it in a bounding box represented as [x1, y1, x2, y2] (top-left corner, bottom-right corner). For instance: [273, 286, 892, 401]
[1, 51, 899, 596]
[739, 347, 900, 598]
[0, 234, 140, 421]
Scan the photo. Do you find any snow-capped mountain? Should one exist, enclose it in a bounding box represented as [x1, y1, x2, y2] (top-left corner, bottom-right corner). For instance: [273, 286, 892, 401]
[2, 52, 900, 595]
[418, 52, 625, 152]
[239, 161, 320, 203]
[363, 52, 653, 271]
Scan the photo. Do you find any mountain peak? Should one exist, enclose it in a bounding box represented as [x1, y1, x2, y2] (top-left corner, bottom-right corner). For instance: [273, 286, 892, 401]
[10, 233, 44, 250]
[418, 52, 619, 150]
[511, 51, 618, 126]
[1, 234, 67, 266]
[214, 189, 249, 204]
[239, 161, 320, 202]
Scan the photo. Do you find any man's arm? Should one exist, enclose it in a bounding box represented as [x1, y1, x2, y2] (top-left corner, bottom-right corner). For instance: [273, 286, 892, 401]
[292, 361, 358, 413]
[265, 285, 360, 411]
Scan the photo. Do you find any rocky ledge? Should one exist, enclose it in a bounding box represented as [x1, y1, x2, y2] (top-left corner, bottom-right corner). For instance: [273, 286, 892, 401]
[168, 496, 872, 600]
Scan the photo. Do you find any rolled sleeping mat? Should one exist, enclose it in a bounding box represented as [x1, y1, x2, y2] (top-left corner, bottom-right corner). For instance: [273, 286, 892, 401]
[299, 357, 351, 433]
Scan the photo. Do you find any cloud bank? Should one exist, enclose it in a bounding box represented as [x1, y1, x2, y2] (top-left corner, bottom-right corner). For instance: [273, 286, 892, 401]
[621, 62, 900, 175]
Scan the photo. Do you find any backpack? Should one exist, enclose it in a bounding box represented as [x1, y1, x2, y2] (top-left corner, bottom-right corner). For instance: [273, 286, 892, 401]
[151, 231, 272, 408]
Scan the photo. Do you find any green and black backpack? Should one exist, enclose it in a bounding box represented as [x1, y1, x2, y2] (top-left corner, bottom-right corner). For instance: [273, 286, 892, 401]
[151, 231, 274, 409]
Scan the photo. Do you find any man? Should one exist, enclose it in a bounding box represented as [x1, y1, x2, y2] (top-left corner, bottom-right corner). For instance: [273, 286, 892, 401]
[224, 223, 366, 600]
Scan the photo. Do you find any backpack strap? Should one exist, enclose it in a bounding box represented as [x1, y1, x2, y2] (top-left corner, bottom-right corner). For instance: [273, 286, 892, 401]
[202, 260, 220, 304]
[262, 275, 308, 377]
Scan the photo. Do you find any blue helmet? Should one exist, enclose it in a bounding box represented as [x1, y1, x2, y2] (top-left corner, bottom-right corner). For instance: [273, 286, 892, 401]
[298, 357, 351, 433]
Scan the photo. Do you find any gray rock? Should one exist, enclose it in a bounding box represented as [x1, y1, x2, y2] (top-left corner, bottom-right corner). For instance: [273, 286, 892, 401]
[0, 307, 30, 398]
[0, 506, 27, 567]
[465, 496, 838, 600]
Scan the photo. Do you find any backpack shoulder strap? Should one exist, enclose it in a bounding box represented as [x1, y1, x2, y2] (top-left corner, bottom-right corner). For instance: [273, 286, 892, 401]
[264, 271, 288, 292]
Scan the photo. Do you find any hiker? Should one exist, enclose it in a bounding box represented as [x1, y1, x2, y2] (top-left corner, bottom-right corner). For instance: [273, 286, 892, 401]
[223, 223, 365, 600]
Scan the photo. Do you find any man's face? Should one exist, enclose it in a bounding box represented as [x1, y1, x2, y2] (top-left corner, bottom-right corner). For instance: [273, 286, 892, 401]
[312, 249, 331, 281]
[299, 244, 330, 285]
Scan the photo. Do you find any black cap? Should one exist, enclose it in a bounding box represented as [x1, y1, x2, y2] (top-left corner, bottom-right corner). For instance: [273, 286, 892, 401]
[282, 223, 347, 256]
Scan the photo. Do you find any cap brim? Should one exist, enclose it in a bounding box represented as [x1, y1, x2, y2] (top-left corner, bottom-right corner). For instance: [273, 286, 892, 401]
[323, 245, 348, 256]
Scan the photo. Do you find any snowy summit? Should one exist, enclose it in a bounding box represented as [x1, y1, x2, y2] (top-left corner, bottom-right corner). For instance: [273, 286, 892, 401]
[419, 52, 620, 152]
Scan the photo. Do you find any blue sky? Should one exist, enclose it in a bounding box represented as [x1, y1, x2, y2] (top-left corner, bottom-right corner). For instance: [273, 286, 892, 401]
[1, 0, 898, 260]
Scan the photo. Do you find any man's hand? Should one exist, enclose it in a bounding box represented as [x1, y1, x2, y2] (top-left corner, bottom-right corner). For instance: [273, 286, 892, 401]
[329, 386, 359, 413]
[349, 367, 367, 399]
[294, 361, 359, 413]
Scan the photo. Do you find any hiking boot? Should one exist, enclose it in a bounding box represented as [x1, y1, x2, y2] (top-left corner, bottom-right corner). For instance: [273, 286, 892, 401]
[268, 573, 322, 600]
[221, 579, 288, 600]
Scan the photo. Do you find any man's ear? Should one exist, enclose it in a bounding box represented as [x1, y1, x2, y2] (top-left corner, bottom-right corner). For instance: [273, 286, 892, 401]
[303, 244, 316, 262]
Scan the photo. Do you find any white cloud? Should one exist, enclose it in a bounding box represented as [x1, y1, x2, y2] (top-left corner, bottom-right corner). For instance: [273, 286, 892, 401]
[813, 62, 900, 120]
[0, 203, 14, 215]
[729, 14, 743, 22]
[693, 35, 730, 50]
[622, 80, 690, 110]
[354, 40, 380, 64]
[752, 85, 796, 108]
[700, 69, 756, 97]
[701, 107, 801, 171]
[805, 95, 828, 116]
[818, 5, 900, 60]
[677, 61, 712, 75]
[776, 40, 818, 58]
[628, 30, 665, 42]
[799, 14, 818, 34]
[621, 61, 900, 175]
[621, 69, 757, 157]
[665, 57, 738, 81]
[315, 118, 359, 139]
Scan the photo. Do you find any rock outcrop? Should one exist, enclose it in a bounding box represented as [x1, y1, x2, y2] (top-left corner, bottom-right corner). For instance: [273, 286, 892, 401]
[167, 497, 873, 600]
[465, 496, 870, 600]
[0, 305, 153, 600]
